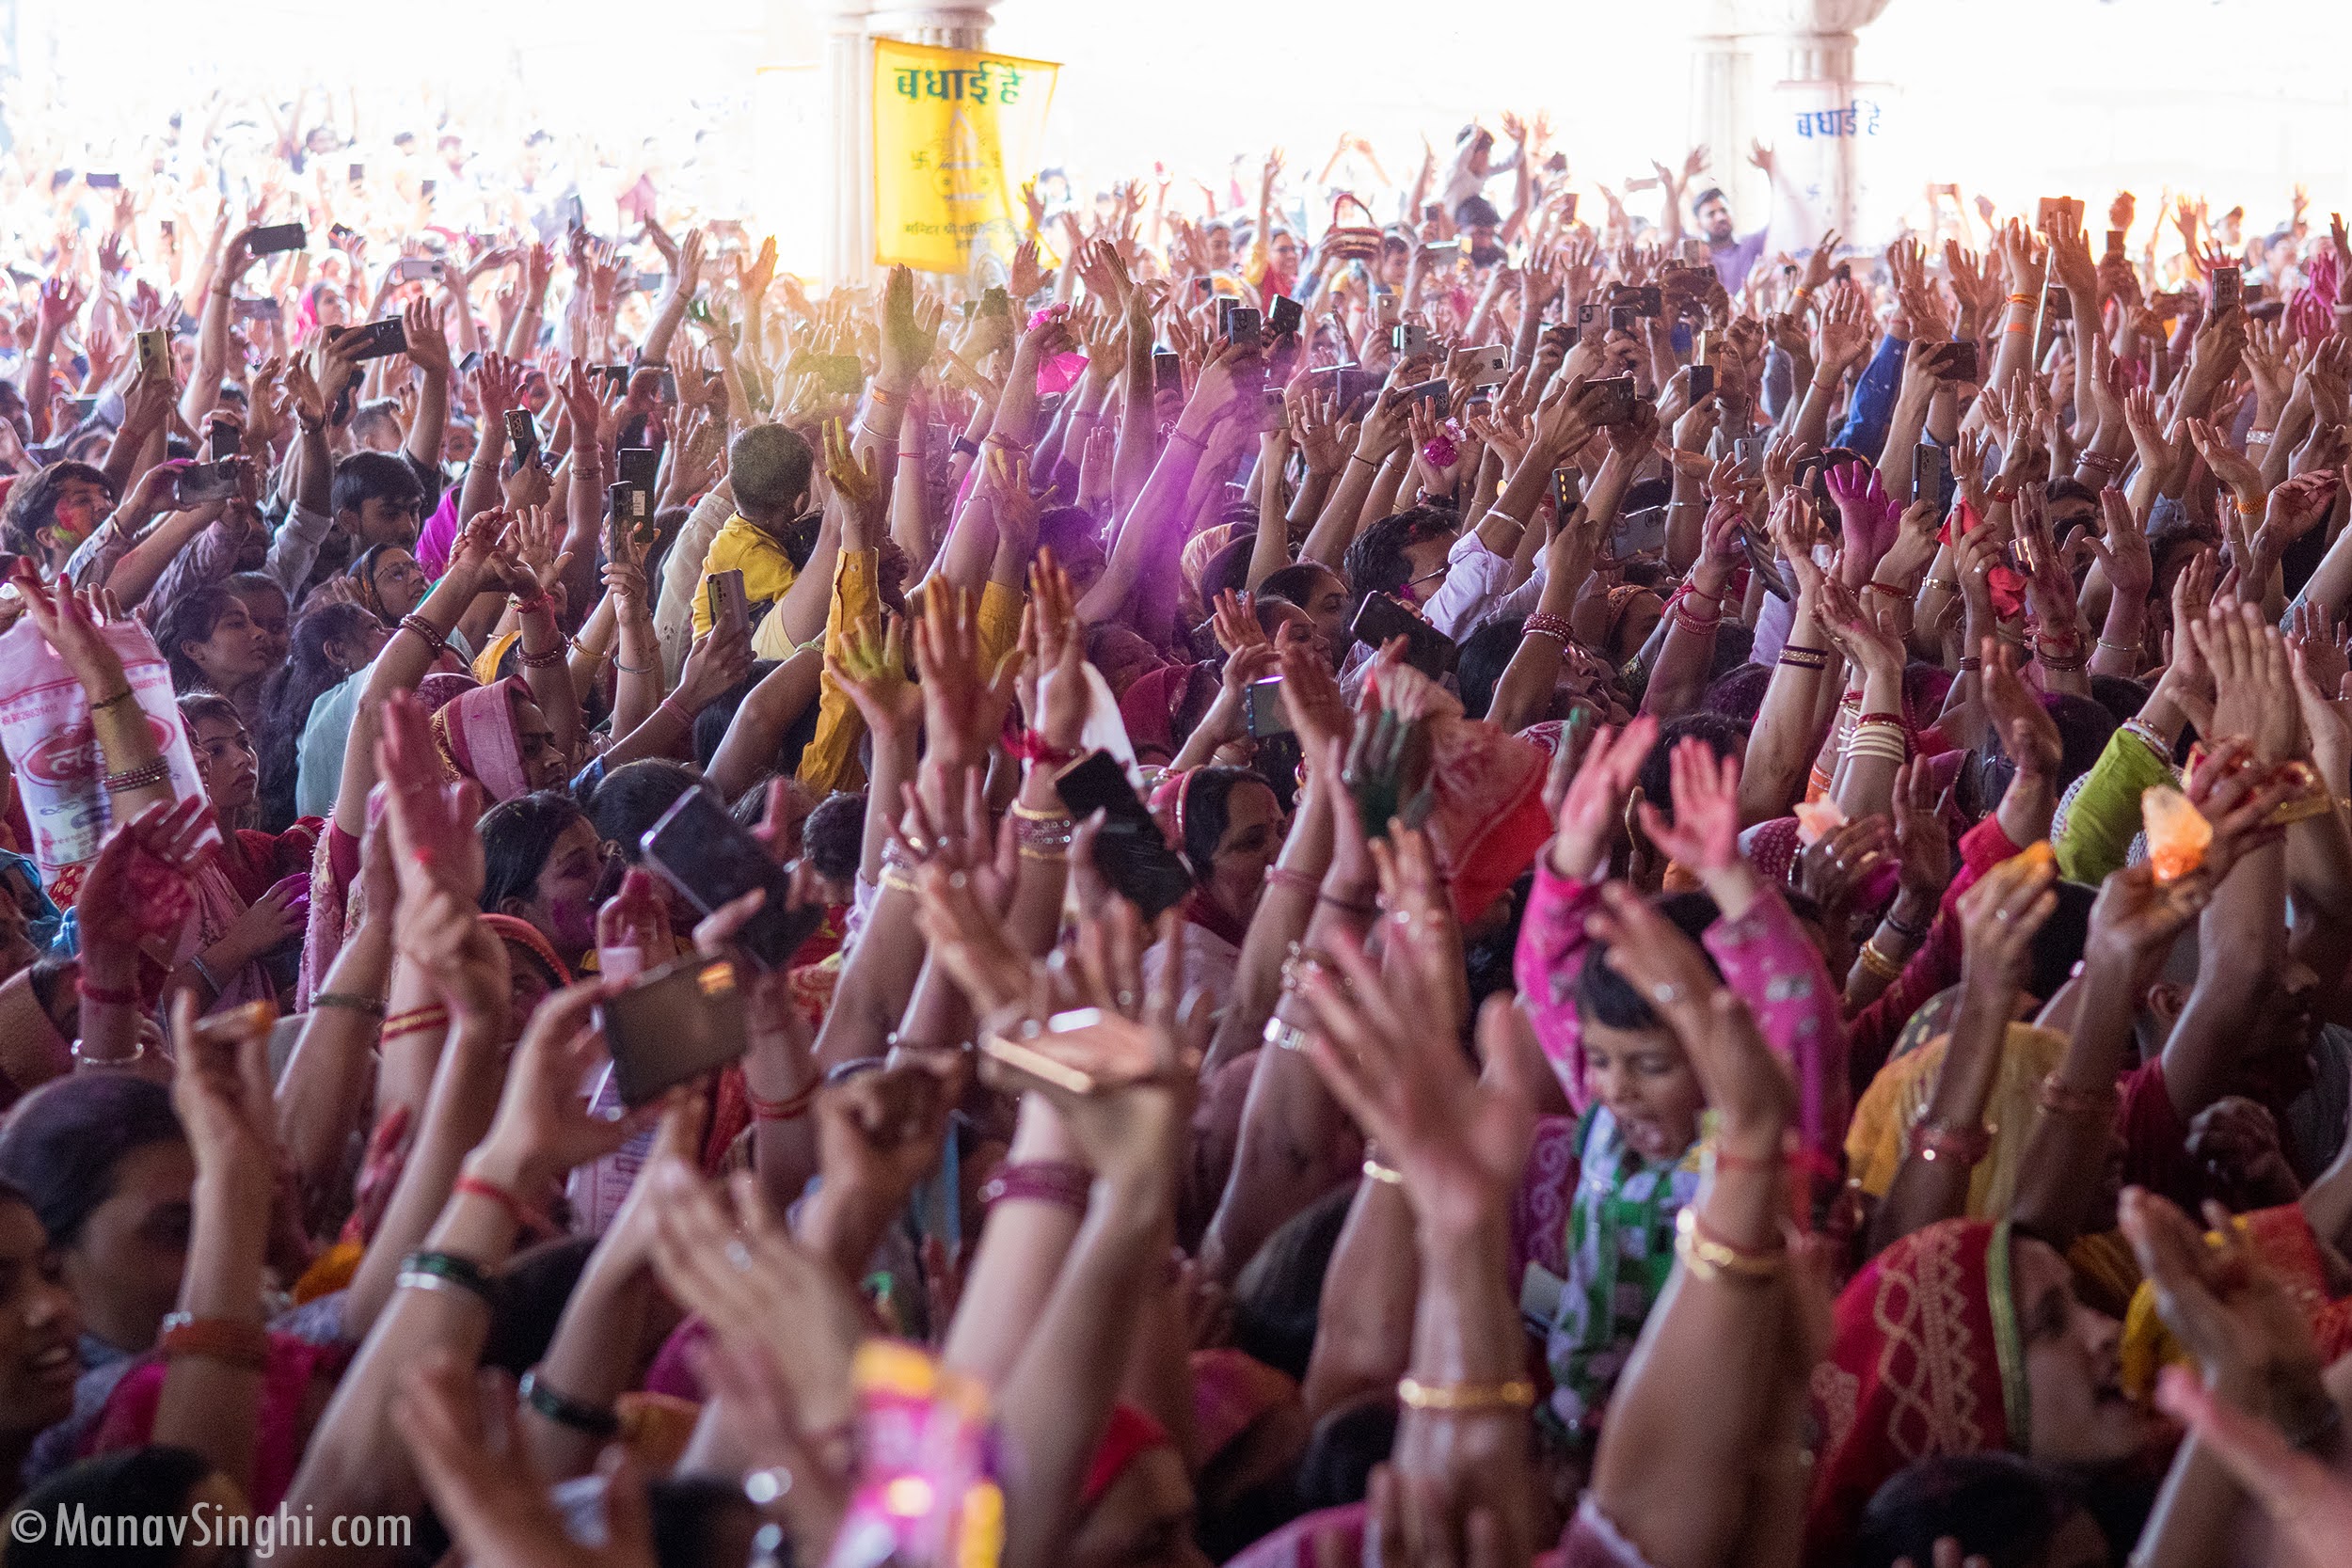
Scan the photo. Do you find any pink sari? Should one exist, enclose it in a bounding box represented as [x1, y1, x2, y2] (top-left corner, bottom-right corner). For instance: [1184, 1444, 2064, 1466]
[430, 678, 532, 801]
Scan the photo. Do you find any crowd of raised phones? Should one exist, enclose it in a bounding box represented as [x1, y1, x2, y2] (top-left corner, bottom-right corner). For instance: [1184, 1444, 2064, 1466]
[0, 103, 2348, 1568]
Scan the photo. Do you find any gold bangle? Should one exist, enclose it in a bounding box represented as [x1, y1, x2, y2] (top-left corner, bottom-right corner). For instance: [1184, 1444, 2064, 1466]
[1361, 1158, 1404, 1187]
[1009, 800, 1072, 822]
[880, 868, 917, 895]
[1856, 940, 1904, 982]
[1015, 845, 1068, 863]
[1395, 1375, 1535, 1413]
[1673, 1207, 1788, 1283]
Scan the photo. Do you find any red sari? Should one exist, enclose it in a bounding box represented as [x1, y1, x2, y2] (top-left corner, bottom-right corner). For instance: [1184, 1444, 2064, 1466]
[1804, 1219, 2025, 1565]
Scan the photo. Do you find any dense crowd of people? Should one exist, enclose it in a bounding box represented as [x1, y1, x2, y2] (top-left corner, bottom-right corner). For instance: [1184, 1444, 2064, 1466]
[0, 89, 2350, 1568]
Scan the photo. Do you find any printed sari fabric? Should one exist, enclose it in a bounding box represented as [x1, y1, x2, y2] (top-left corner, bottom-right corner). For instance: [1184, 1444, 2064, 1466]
[430, 677, 532, 802]
[1540, 1105, 1704, 1442]
[1805, 1219, 2025, 1565]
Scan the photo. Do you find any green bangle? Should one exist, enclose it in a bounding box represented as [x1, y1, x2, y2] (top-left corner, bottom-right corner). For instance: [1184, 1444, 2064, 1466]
[395, 1250, 501, 1310]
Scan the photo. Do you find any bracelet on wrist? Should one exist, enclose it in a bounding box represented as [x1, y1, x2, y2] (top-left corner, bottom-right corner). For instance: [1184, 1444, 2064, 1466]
[518, 1367, 621, 1437]
[395, 1249, 501, 1309]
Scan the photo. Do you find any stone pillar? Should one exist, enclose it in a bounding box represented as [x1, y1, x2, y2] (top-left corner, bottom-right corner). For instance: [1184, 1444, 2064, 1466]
[819, 0, 998, 286]
[1766, 0, 1892, 241]
[1689, 0, 1761, 228]
[1689, 0, 1894, 244]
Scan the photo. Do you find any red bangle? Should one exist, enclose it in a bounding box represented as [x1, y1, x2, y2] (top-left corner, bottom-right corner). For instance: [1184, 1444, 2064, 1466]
[1867, 579, 1911, 598]
[76, 976, 141, 1007]
[1263, 864, 1320, 896]
[454, 1172, 557, 1239]
[979, 1159, 1093, 1213]
[382, 1004, 451, 1041]
[749, 1084, 819, 1122]
[1912, 1118, 1992, 1166]
[1856, 710, 1903, 727]
[398, 614, 449, 657]
[1008, 729, 1078, 768]
[159, 1317, 270, 1371]
[510, 592, 554, 619]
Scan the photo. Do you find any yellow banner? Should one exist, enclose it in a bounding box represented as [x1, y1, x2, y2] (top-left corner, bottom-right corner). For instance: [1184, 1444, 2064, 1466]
[872, 39, 1059, 276]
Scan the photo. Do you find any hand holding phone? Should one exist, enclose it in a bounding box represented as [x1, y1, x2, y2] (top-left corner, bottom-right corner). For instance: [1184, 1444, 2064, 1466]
[639, 792, 825, 970]
[596, 957, 749, 1106]
[1054, 752, 1195, 918]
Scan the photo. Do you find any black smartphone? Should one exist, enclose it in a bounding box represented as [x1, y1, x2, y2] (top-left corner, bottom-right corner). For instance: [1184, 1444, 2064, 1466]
[457, 348, 481, 374]
[1608, 305, 1637, 336]
[85, 172, 120, 190]
[248, 222, 306, 257]
[1225, 307, 1262, 351]
[1938, 341, 1979, 383]
[1687, 363, 1715, 399]
[172, 461, 241, 507]
[232, 295, 280, 325]
[1245, 678, 1291, 738]
[2211, 266, 2241, 317]
[596, 363, 631, 392]
[338, 317, 408, 360]
[207, 420, 237, 463]
[596, 956, 748, 1107]
[1053, 752, 1196, 919]
[421, 178, 437, 198]
[617, 447, 659, 493]
[1349, 593, 1454, 678]
[1914, 442, 1949, 508]
[1266, 294, 1303, 338]
[347, 162, 364, 183]
[1314, 365, 1385, 410]
[1584, 376, 1639, 426]
[639, 790, 827, 971]
[608, 482, 653, 555]
[1152, 350, 1183, 395]
[1628, 285, 1663, 318]
[1405, 378, 1450, 418]
[504, 408, 540, 469]
[1551, 467, 1581, 516]
[706, 569, 750, 643]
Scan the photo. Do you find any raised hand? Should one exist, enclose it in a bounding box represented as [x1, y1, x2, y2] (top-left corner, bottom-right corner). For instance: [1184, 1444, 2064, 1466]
[1588, 882, 1796, 1147]
[1634, 736, 1740, 877]
[374, 689, 486, 906]
[822, 612, 920, 740]
[1979, 636, 2063, 777]
[1549, 715, 1657, 880]
[912, 583, 1018, 771]
[1955, 844, 2058, 992]
[76, 798, 212, 957]
[1298, 939, 1543, 1235]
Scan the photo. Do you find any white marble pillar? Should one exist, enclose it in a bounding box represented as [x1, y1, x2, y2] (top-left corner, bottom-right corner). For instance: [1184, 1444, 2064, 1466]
[818, 0, 999, 286]
[1767, 0, 1891, 240]
[1688, 0, 1894, 243]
